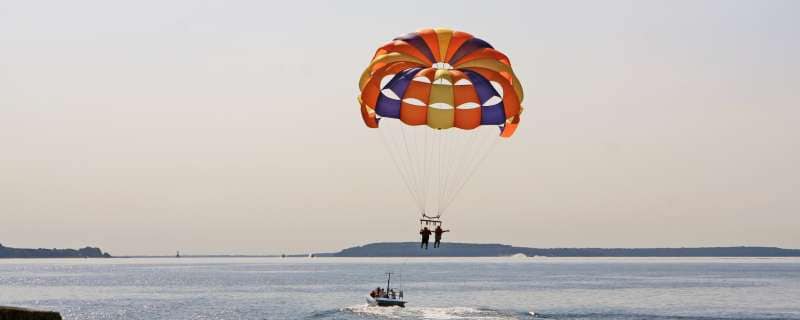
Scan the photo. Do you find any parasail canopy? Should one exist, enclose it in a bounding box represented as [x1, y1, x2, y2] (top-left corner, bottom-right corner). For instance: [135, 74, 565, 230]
[358, 28, 525, 218]
[358, 28, 524, 137]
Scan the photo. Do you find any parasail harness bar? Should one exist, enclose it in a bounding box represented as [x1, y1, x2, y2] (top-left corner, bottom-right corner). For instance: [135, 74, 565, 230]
[420, 213, 442, 227]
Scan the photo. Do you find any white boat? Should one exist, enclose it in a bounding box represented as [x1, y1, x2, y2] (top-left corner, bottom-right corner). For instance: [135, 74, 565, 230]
[366, 272, 406, 307]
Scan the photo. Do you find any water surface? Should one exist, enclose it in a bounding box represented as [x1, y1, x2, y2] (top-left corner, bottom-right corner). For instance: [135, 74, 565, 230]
[1, 257, 799, 320]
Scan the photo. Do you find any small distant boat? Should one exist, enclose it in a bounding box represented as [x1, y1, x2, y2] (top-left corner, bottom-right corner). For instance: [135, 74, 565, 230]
[366, 272, 406, 307]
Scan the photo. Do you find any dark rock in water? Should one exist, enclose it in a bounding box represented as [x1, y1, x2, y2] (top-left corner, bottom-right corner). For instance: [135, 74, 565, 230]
[0, 244, 111, 258]
[0, 306, 62, 320]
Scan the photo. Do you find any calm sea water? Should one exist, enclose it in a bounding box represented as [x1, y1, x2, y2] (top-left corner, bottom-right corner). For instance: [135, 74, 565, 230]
[1, 257, 799, 320]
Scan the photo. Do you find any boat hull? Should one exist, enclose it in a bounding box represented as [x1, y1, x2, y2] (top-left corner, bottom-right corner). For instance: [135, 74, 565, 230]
[366, 296, 406, 307]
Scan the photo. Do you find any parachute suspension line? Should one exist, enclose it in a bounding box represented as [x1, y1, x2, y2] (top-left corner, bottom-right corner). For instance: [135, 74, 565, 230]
[421, 126, 430, 215]
[437, 127, 456, 215]
[446, 129, 484, 203]
[391, 126, 421, 208]
[390, 125, 427, 210]
[428, 129, 437, 215]
[438, 127, 477, 216]
[419, 128, 433, 217]
[445, 129, 493, 209]
[445, 138, 500, 209]
[435, 130, 444, 216]
[437, 130, 455, 215]
[399, 124, 425, 211]
[380, 121, 501, 217]
[435, 129, 448, 217]
[441, 130, 500, 213]
[394, 124, 423, 211]
[378, 128, 421, 211]
[446, 129, 459, 214]
[440, 130, 472, 211]
[416, 125, 428, 214]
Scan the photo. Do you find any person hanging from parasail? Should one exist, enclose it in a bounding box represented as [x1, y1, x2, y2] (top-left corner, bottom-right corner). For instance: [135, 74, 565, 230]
[433, 225, 450, 248]
[419, 226, 432, 250]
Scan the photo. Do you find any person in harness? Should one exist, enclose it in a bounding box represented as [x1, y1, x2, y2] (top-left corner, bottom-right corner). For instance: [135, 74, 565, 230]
[433, 225, 450, 248]
[419, 227, 432, 250]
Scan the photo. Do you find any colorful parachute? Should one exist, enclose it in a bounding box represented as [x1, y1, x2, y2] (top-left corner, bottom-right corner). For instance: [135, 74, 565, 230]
[358, 28, 524, 219]
[359, 28, 524, 137]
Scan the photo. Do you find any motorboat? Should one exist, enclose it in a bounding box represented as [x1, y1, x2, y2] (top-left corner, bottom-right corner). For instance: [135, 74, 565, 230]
[366, 272, 406, 307]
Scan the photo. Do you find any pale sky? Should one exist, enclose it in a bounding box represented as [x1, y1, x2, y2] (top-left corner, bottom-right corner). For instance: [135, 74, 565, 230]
[1, 1, 799, 255]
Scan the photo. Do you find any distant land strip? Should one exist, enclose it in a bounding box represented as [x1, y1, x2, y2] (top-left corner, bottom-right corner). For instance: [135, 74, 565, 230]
[4, 242, 800, 258]
[319, 242, 800, 257]
[0, 243, 111, 258]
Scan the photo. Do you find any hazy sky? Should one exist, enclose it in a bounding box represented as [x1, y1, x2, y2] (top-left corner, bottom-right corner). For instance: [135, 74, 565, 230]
[2, 1, 799, 255]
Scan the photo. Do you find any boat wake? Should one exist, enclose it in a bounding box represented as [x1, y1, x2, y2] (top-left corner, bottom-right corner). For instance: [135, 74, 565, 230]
[308, 305, 536, 319]
[308, 307, 800, 320]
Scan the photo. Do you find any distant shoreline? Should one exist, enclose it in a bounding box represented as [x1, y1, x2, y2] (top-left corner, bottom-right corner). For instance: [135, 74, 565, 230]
[322, 242, 800, 258]
[86, 244, 800, 258]
[110, 255, 800, 259]
[4, 242, 800, 258]
[0, 243, 111, 259]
